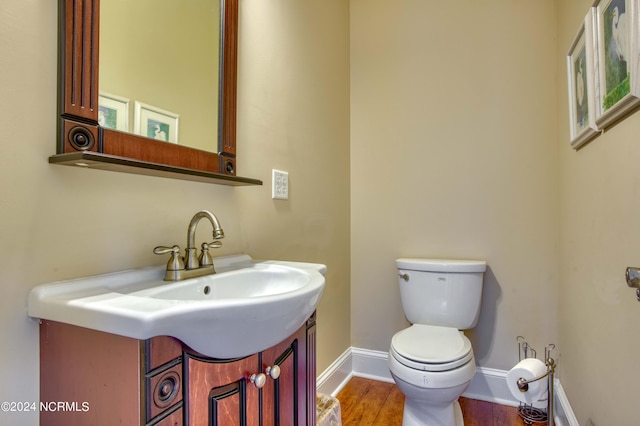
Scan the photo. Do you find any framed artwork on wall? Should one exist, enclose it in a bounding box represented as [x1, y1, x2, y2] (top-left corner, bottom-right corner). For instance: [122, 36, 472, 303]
[567, 9, 599, 149]
[134, 101, 180, 144]
[593, 0, 640, 128]
[98, 93, 130, 132]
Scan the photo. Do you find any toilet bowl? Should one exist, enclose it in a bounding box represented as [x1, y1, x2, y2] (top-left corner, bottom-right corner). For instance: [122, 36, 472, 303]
[389, 325, 476, 426]
[389, 259, 486, 426]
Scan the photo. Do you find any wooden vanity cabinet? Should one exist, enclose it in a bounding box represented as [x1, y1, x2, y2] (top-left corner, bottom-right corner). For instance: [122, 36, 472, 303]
[39, 314, 317, 426]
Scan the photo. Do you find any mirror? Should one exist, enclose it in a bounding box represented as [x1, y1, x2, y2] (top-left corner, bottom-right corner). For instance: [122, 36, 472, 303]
[99, 0, 219, 153]
[53, 0, 260, 185]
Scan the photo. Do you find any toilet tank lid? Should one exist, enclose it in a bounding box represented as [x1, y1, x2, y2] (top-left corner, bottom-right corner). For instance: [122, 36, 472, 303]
[396, 258, 486, 273]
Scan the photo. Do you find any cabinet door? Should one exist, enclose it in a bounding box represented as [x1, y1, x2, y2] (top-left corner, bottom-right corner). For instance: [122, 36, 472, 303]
[185, 353, 260, 426]
[261, 325, 308, 426]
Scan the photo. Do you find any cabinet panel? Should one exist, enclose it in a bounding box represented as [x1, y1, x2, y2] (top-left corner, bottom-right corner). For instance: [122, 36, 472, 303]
[306, 320, 317, 426]
[153, 406, 183, 426]
[146, 362, 183, 422]
[265, 345, 296, 426]
[40, 317, 316, 426]
[185, 353, 259, 426]
[209, 382, 246, 426]
[39, 321, 142, 426]
[146, 336, 183, 370]
[261, 325, 307, 426]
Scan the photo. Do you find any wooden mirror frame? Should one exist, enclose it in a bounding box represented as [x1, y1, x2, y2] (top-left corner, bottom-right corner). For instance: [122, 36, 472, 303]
[52, 0, 261, 186]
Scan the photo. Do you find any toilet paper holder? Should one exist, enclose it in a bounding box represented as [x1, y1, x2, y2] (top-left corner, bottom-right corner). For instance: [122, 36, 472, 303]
[516, 362, 554, 393]
[515, 337, 557, 426]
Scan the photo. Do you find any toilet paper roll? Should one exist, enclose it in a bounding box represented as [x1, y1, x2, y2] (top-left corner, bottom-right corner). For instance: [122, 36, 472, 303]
[506, 358, 548, 404]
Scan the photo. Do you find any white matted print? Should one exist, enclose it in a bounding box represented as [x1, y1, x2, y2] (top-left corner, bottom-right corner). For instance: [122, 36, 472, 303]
[134, 101, 179, 144]
[567, 9, 599, 149]
[98, 93, 130, 132]
[593, 0, 640, 128]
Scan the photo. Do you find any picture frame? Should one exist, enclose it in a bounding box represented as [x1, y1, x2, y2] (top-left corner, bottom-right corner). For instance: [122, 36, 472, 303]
[593, 0, 640, 128]
[98, 92, 130, 132]
[133, 101, 179, 144]
[567, 9, 599, 149]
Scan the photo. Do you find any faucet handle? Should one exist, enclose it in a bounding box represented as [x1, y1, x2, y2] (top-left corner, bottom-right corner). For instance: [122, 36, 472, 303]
[153, 245, 185, 271]
[199, 241, 223, 267]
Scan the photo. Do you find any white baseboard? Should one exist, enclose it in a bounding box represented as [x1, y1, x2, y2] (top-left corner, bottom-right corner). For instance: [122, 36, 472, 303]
[351, 347, 394, 383]
[316, 348, 353, 397]
[553, 380, 579, 426]
[463, 366, 517, 406]
[317, 347, 578, 426]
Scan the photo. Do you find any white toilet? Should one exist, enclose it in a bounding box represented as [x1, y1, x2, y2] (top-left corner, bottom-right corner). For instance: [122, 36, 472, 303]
[388, 258, 486, 426]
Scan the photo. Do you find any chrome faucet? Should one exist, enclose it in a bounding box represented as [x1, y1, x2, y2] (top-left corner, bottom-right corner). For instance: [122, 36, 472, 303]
[154, 210, 225, 281]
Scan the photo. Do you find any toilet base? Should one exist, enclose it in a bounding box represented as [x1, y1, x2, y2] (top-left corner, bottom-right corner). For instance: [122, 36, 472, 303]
[402, 398, 464, 426]
[390, 369, 471, 426]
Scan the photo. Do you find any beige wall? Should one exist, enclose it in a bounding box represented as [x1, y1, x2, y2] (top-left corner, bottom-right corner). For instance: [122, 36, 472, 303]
[558, 1, 640, 424]
[349, 0, 640, 423]
[0, 0, 349, 423]
[350, 0, 559, 370]
[235, 0, 351, 374]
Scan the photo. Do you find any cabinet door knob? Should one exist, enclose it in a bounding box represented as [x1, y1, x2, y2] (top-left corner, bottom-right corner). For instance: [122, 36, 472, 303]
[249, 373, 267, 388]
[265, 365, 280, 380]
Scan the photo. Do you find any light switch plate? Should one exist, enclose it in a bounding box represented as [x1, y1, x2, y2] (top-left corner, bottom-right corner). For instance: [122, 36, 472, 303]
[272, 169, 289, 200]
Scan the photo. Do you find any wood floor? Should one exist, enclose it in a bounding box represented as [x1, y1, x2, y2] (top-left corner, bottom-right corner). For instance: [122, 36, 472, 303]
[336, 377, 528, 426]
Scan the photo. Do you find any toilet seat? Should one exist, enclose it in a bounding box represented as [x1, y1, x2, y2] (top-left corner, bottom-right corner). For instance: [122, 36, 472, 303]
[391, 324, 473, 372]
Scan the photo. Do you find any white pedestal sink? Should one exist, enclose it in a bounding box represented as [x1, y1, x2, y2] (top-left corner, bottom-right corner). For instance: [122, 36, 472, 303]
[28, 254, 326, 359]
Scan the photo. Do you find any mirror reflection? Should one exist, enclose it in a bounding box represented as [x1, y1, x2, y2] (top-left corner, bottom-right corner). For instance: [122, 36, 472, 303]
[99, 0, 220, 153]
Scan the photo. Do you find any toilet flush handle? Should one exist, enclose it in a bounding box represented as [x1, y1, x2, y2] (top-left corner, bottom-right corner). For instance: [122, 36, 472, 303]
[399, 273, 409, 282]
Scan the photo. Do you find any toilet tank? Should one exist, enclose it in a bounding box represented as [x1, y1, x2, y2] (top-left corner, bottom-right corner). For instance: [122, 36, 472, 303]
[396, 258, 486, 330]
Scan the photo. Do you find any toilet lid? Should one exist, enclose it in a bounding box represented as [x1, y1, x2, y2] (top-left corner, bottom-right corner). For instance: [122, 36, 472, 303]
[391, 324, 472, 371]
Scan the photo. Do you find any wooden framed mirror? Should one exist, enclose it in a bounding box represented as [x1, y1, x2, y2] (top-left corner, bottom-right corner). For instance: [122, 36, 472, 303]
[51, 0, 261, 186]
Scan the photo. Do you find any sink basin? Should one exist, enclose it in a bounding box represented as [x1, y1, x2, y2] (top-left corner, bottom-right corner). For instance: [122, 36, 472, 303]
[131, 266, 314, 301]
[28, 254, 326, 359]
